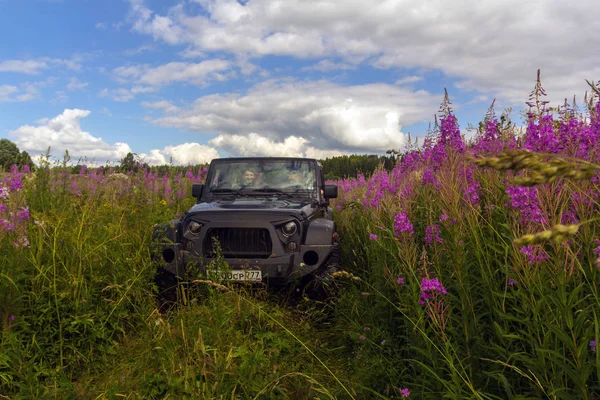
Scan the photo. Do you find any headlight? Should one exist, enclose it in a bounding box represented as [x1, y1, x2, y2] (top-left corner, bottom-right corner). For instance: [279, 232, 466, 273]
[187, 221, 202, 234]
[282, 221, 297, 237]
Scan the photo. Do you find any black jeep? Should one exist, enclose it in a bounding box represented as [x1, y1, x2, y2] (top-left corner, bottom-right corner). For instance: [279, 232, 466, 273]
[152, 157, 339, 302]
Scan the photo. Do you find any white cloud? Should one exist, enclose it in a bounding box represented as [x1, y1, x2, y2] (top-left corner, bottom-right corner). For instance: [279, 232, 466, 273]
[395, 76, 423, 85]
[0, 85, 19, 101]
[0, 59, 49, 75]
[67, 77, 89, 90]
[127, 0, 600, 105]
[0, 80, 51, 102]
[148, 79, 439, 153]
[113, 59, 232, 87]
[160, 142, 220, 165]
[9, 109, 220, 166]
[209, 133, 348, 158]
[141, 100, 179, 113]
[0, 55, 93, 75]
[9, 109, 132, 163]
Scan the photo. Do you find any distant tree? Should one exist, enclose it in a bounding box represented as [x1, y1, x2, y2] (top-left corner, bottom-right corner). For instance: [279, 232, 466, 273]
[18, 150, 34, 169]
[0, 139, 33, 171]
[119, 152, 137, 173]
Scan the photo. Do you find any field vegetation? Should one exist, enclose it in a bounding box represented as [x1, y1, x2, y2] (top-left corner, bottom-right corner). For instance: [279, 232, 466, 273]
[2, 75, 600, 399]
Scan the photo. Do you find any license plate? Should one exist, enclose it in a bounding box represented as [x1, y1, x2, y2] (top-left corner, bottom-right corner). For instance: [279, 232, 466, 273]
[206, 269, 262, 281]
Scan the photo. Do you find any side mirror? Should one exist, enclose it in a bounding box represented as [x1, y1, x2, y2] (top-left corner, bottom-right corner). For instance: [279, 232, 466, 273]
[323, 184, 338, 199]
[191, 184, 204, 199]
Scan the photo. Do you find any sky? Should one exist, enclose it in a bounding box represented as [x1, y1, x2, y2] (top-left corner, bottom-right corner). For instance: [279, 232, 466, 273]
[1, 0, 599, 166]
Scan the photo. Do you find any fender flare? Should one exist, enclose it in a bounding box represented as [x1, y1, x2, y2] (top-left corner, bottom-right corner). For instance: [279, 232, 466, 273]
[304, 218, 335, 245]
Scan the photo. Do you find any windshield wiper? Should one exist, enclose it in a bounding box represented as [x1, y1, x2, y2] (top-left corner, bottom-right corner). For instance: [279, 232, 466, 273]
[249, 188, 294, 198]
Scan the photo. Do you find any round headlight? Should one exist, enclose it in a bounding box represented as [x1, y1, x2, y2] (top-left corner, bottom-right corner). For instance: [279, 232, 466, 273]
[282, 221, 297, 237]
[188, 221, 202, 234]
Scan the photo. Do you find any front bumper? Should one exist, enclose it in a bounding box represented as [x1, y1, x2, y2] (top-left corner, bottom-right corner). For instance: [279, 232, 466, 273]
[156, 242, 334, 285]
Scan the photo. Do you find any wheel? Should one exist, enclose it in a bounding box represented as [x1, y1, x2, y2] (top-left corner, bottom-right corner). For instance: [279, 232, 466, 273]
[154, 267, 179, 311]
[302, 242, 340, 302]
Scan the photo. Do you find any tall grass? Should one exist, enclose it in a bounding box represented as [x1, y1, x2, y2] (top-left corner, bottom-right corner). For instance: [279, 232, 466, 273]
[327, 79, 600, 398]
[2, 75, 600, 398]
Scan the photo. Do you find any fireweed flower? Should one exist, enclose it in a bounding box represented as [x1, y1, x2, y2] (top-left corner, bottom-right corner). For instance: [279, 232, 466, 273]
[0, 186, 9, 200]
[425, 224, 444, 244]
[394, 212, 414, 236]
[505, 185, 546, 226]
[421, 168, 440, 189]
[16, 207, 30, 221]
[520, 245, 549, 264]
[420, 277, 447, 305]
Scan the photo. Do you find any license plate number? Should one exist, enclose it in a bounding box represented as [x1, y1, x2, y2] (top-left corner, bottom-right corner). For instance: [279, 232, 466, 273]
[206, 269, 262, 281]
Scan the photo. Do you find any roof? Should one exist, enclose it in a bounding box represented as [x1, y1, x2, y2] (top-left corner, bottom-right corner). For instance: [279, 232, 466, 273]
[210, 156, 318, 163]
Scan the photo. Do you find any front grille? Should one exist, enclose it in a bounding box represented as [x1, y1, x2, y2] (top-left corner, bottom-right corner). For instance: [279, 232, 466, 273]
[203, 228, 272, 259]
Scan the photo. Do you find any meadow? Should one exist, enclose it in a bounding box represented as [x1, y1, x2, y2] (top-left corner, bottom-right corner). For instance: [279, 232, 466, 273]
[2, 79, 600, 399]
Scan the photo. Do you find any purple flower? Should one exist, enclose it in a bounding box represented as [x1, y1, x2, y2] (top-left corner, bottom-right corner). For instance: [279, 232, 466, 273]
[17, 207, 30, 221]
[508, 279, 516, 287]
[394, 212, 414, 237]
[369, 233, 378, 241]
[420, 277, 447, 305]
[399, 387, 411, 398]
[397, 277, 405, 285]
[425, 224, 444, 244]
[521, 245, 549, 264]
[380, 339, 386, 345]
[422, 168, 440, 188]
[439, 213, 449, 222]
[505, 186, 546, 226]
[359, 335, 366, 341]
[590, 339, 597, 353]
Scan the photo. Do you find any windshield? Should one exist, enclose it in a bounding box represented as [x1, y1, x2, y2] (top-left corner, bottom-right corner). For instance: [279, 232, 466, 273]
[205, 159, 317, 196]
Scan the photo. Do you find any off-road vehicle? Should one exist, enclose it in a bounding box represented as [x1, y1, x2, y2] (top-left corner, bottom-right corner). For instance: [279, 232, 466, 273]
[152, 157, 339, 302]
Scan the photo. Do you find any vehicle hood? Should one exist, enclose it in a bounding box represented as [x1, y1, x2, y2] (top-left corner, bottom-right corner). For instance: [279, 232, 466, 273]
[187, 197, 316, 216]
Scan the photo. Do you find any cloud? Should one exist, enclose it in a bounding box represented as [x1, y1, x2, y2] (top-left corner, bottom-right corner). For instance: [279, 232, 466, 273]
[0, 59, 49, 75]
[148, 79, 440, 153]
[0, 80, 51, 102]
[0, 85, 19, 101]
[9, 109, 132, 163]
[208, 133, 348, 158]
[155, 142, 220, 165]
[0, 55, 93, 75]
[113, 59, 232, 87]
[141, 100, 180, 113]
[67, 77, 89, 90]
[127, 0, 600, 105]
[9, 109, 220, 165]
[395, 76, 423, 85]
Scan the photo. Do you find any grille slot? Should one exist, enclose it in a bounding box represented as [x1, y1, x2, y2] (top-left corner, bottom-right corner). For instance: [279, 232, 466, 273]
[203, 228, 272, 259]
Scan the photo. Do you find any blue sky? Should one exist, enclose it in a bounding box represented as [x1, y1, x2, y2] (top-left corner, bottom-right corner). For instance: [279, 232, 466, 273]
[1, 0, 599, 166]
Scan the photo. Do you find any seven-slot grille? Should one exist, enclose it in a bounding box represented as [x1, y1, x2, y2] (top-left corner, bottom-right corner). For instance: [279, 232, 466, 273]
[203, 228, 272, 258]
